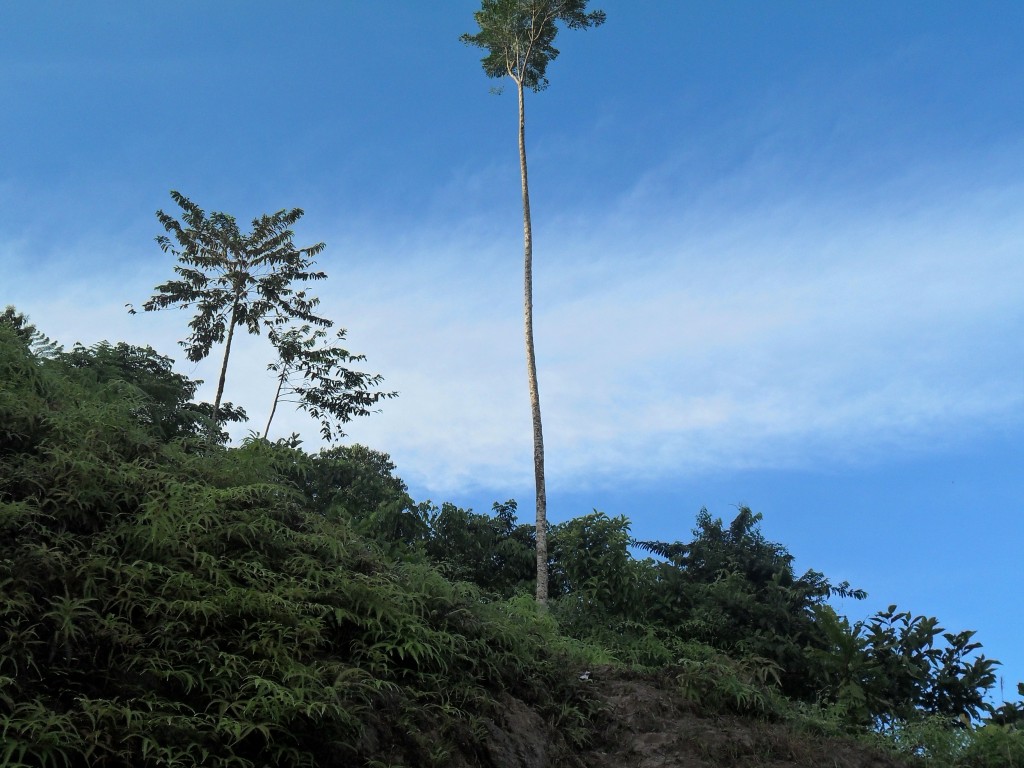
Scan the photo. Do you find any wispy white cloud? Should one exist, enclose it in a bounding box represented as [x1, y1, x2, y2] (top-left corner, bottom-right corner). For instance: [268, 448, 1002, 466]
[3, 154, 1021, 501]
[322, 181, 1018, 497]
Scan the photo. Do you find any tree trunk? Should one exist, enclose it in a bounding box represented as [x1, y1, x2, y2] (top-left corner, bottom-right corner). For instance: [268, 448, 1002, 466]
[211, 301, 239, 435]
[263, 369, 287, 439]
[518, 79, 548, 605]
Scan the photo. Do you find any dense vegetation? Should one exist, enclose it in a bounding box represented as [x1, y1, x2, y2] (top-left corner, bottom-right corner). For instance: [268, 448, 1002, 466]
[1, 310, 1022, 767]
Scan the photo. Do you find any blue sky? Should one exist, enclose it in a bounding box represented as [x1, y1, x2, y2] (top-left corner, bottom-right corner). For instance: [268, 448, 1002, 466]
[2, 2, 1022, 699]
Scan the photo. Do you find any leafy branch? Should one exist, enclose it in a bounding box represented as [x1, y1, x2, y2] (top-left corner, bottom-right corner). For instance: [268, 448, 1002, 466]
[263, 324, 396, 443]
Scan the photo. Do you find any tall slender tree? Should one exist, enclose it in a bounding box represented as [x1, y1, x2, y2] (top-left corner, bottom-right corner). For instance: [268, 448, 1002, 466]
[462, 0, 605, 603]
[133, 191, 330, 432]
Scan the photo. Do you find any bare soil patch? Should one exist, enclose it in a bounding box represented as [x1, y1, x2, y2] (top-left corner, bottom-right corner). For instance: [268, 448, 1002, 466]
[468, 667, 913, 768]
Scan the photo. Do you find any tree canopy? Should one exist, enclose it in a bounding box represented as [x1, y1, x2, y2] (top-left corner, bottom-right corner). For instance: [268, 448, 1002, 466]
[133, 191, 330, 426]
[263, 324, 396, 442]
[460, 0, 606, 90]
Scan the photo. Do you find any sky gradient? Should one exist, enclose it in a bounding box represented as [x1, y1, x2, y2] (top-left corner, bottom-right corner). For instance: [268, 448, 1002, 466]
[2, 2, 1021, 700]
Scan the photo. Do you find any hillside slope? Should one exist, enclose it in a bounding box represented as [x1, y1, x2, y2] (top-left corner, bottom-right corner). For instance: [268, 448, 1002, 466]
[466, 668, 912, 768]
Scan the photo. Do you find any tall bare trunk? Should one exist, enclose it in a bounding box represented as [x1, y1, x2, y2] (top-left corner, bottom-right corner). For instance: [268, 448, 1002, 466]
[518, 80, 548, 604]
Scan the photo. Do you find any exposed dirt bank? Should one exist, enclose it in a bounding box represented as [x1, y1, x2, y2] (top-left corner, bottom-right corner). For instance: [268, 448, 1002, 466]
[472, 667, 912, 768]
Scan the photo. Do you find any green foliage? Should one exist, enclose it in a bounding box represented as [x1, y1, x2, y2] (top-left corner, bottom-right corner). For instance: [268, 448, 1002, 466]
[1, 306, 62, 358]
[813, 604, 998, 729]
[302, 444, 411, 519]
[549, 511, 636, 612]
[882, 714, 972, 767]
[632, 507, 860, 699]
[960, 723, 1024, 767]
[299, 444, 432, 556]
[992, 684, 1024, 727]
[141, 191, 330, 363]
[263, 324, 396, 443]
[133, 191, 331, 426]
[461, 0, 606, 91]
[60, 339, 246, 443]
[417, 494, 1003, 743]
[546, 511, 656, 650]
[673, 642, 786, 718]
[0, 318, 595, 767]
[135, 193, 393, 445]
[423, 500, 535, 596]
[848, 712, 1024, 768]
[876, 715, 1024, 768]
[2, 309, 1009, 764]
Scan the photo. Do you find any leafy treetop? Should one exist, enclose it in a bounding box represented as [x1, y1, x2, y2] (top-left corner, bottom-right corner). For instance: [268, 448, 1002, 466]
[460, 0, 606, 91]
[263, 324, 397, 443]
[140, 191, 330, 362]
[132, 191, 332, 427]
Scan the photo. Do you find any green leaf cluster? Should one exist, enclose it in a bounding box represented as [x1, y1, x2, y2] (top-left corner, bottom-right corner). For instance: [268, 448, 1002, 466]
[812, 604, 999, 730]
[0, 313, 594, 768]
[461, 0, 606, 91]
[144, 191, 330, 363]
[264, 325, 397, 442]
[422, 500, 536, 596]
